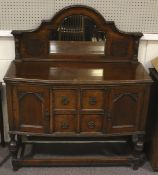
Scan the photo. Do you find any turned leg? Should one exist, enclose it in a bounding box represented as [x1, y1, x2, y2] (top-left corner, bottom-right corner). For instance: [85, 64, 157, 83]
[17, 135, 22, 147]
[9, 134, 18, 171]
[132, 134, 146, 170]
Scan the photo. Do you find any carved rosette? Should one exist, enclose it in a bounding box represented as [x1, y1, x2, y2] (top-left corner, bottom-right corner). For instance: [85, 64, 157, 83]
[88, 121, 96, 129]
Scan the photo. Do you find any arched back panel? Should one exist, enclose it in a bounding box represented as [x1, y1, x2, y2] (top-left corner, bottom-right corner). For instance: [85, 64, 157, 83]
[12, 5, 143, 63]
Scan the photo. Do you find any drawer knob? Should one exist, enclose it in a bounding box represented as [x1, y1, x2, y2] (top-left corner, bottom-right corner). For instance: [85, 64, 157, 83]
[89, 97, 96, 105]
[61, 96, 69, 105]
[88, 121, 96, 129]
[61, 122, 69, 129]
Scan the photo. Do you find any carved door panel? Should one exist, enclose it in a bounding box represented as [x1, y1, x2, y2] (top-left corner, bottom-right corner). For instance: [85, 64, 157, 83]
[13, 85, 50, 133]
[108, 86, 144, 133]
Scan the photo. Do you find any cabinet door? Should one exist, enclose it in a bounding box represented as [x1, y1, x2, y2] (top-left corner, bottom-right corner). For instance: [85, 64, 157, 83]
[13, 85, 49, 133]
[108, 86, 144, 133]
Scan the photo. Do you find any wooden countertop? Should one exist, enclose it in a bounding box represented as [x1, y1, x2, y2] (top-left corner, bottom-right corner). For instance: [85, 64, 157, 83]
[4, 61, 152, 85]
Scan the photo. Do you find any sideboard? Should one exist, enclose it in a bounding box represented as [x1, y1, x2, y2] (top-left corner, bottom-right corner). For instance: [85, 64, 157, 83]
[4, 5, 152, 170]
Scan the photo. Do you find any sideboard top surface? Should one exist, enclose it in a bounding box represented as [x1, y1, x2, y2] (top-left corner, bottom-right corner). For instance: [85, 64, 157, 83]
[4, 61, 152, 85]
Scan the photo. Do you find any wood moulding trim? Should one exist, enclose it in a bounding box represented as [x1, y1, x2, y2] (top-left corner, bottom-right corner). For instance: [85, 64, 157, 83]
[8, 130, 145, 137]
[18, 91, 43, 101]
[4, 77, 153, 85]
[1, 31, 158, 41]
[14, 155, 134, 167]
[113, 93, 138, 103]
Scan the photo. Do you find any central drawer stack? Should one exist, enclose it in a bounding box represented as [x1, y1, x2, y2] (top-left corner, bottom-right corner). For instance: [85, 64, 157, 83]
[52, 87, 108, 134]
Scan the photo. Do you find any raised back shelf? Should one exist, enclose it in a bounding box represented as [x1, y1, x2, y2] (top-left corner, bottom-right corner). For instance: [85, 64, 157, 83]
[12, 5, 142, 63]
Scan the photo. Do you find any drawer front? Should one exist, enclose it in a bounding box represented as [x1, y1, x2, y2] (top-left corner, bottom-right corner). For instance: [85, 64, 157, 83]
[54, 114, 76, 132]
[81, 89, 105, 110]
[53, 89, 77, 109]
[80, 114, 104, 132]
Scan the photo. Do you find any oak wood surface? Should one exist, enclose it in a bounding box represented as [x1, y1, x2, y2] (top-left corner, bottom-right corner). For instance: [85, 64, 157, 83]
[4, 5, 152, 170]
[4, 61, 151, 84]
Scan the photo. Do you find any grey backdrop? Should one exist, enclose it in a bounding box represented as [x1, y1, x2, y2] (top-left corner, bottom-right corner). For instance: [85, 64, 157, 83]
[0, 0, 158, 32]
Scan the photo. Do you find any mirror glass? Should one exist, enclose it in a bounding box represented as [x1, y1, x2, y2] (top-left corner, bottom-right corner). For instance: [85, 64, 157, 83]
[49, 15, 106, 55]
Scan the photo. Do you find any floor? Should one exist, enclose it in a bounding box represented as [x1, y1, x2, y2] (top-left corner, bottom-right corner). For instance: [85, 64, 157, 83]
[0, 145, 157, 175]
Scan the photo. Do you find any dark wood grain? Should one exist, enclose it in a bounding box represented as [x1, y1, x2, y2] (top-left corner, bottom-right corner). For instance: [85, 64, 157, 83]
[12, 85, 50, 133]
[4, 62, 151, 84]
[146, 68, 158, 171]
[4, 5, 152, 170]
[11, 5, 142, 62]
[108, 86, 145, 133]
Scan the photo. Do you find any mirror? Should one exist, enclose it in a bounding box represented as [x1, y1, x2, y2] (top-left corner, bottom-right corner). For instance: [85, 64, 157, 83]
[49, 15, 106, 55]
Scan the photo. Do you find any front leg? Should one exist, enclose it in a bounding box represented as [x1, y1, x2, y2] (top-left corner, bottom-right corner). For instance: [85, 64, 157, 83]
[132, 134, 146, 170]
[9, 134, 19, 171]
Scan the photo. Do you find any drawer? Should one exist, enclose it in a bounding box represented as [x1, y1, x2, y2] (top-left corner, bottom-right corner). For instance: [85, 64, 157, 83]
[80, 114, 104, 132]
[81, 89, 105, 110]
[54, 114, 76, 132]
[53, 89, 77, 109]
